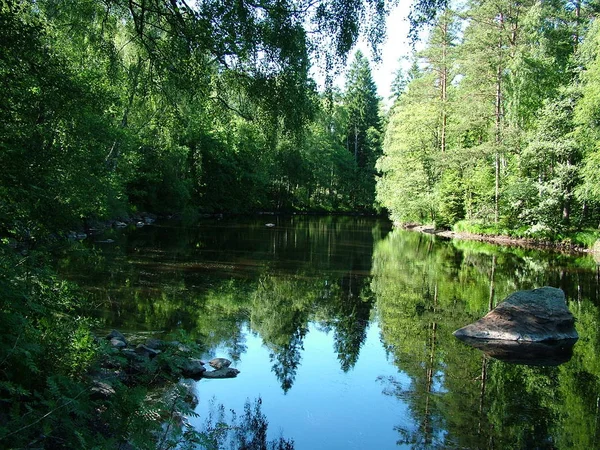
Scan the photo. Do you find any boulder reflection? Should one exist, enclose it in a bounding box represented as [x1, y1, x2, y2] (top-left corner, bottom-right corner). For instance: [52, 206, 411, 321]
[454, 336, 578, 366]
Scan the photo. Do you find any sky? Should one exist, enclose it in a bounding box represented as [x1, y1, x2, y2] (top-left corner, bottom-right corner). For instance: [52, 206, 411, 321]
[353, 2, 416, 104]
[310, 1, 420, 108]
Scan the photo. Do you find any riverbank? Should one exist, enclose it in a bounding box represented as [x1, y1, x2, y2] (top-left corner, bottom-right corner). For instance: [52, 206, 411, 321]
[402, 223, 600, 255]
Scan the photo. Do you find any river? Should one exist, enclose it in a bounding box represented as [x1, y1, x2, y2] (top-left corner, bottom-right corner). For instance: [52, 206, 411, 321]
[60, 215, 600, 449]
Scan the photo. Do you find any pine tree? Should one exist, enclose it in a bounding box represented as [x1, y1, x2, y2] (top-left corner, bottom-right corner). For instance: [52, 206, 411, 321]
[343, 51, 382, 209]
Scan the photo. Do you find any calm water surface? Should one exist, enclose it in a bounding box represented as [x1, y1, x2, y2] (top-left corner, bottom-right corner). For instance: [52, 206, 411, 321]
[61, 216, 600, 449]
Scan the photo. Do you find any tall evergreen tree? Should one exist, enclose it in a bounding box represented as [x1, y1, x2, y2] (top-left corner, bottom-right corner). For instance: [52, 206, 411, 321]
[343, 51, 382, 209]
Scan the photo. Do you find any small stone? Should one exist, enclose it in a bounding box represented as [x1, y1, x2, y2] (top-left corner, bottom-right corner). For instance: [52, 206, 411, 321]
[135, 344, 161, 358]
[110, 338, 127, 348]
[121, 348, 139, 360]
[145, 339, 165, 350]
[208, 357, 231, 370]
[176, 343, 192, 353]
[90, 380, 116, 400]
[106, 330, 128, 346]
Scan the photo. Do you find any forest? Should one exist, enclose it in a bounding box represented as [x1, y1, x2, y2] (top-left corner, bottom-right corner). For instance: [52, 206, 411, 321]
[377, 0, 600, 244]
[3, 0, 600, 242]
[0, 0, 389, 447]
[1, 0, 600, 447]
[0, 0, 388, 242]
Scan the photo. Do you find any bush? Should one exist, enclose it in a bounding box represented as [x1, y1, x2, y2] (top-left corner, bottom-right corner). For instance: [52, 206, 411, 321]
[436, 171, 465, 229]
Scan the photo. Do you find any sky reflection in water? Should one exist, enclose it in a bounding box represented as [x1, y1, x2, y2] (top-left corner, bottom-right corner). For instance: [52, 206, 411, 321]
[191, 323, 411, 450]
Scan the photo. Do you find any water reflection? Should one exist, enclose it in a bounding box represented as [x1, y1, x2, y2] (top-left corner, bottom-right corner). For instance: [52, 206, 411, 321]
[455, 337, 578, 366]
[371, 230, 600, 449]
[60, 217, 600, 449]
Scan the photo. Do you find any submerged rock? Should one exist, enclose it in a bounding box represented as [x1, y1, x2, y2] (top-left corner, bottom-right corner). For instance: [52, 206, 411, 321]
[454, 286, 578, 342]
[202, 367, 240, 379]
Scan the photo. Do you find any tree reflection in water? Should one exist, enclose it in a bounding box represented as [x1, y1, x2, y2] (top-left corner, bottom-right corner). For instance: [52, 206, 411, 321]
[60, 217, 600, 448]
[201, 398, 294, 450]
[372, 229, 600, 449]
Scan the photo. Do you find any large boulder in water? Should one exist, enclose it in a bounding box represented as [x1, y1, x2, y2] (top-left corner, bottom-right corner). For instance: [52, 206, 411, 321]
[453, 286, 578, 342]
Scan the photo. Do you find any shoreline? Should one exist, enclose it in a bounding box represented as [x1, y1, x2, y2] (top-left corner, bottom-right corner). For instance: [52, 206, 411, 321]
[401, 224, 595, 255]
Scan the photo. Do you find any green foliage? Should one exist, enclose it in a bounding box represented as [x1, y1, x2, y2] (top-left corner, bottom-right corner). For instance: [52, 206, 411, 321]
[0, 247, 98, 447]
[378, 0, 600, 238]
[569, 230, 600, 248]
[0, 0, 392, 243]
[0, 2, 121, 236]
[436, 170, 465, 228]
[343, 51, 383, 210]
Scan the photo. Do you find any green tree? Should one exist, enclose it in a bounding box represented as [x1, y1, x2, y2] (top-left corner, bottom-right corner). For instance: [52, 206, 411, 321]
[376, 10, 459, 225]
[517, 89, 581, 232]
[344, 51, 382, 209]
[376, 73, 440, 224]
[575, 19, 600, 227]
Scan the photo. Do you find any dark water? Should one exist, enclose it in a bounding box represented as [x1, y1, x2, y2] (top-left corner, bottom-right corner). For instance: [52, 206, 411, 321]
[60, 216, 600, 449]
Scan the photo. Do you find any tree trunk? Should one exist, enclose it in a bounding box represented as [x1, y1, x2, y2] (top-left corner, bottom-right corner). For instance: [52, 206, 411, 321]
[477, 355, 488, 437]
[574, 0, 581, 52]
[440, 17, 448, 154]
[563, 201, 571, 224]
[488, 255, 496, 311]
[106, 56, 143, 170]
[354, 123, 358, 162]
[423, 284, 438, 445]
[494, 33, 503, 224]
